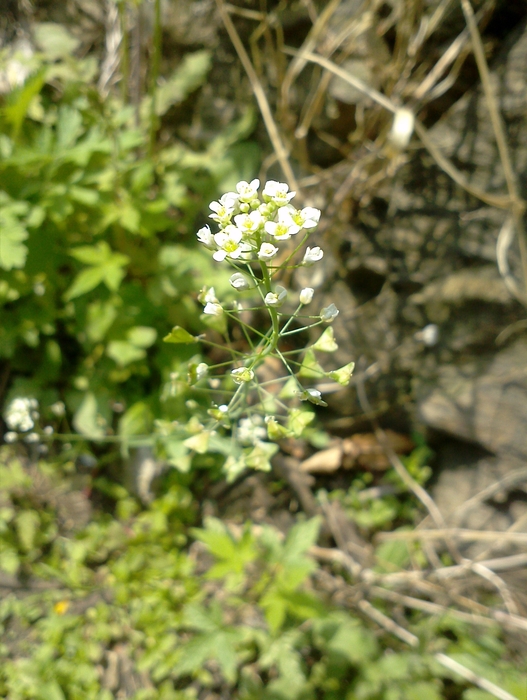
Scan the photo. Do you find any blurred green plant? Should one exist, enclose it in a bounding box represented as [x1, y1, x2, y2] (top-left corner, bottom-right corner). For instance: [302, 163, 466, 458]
[0, 450, 525, 700]
[0, 22, 259, 471]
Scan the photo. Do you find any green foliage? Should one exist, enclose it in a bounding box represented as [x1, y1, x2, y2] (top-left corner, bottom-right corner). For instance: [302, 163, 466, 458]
[0, 450, 525, 699]
[0, 26, 262, 474]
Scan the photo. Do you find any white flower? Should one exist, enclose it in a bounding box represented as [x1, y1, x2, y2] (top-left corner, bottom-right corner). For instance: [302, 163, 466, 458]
[262, 180, 296, 205]
[237, 415, 267, 445]
[199, 286, 219, 304]
[302, 246, 324, 265]
[4, 397, 39, 432]
[4, 431, 18, 443]
[196, 363, 208, 380]
[25, 432, 40, 443]
[230, 272, 250, 290]
[203, 302, 224, 316]
[233, 211, 262, 236]
[264, 208, 301, 241]
[299, 388, 328, 407]
[299, 287, 314, 305]
[258, 242, 279, 261]
[235, 179, 260, 202]
[213, 226, 251, 262]
[289, 206, 321, 229]
[231, 367, 255, 384]
[264, 285, 287, 307]
[197, 225, 215, 248]
[320, 303, 339, 322]
[209, 193, 238, 223]
[50, 401, 65, 417]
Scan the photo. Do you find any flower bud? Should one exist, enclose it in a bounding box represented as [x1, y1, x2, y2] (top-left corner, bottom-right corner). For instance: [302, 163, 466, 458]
[320, 303, 339, 322]
[299, 287, 314, 305]
[230, 273, 250, 291]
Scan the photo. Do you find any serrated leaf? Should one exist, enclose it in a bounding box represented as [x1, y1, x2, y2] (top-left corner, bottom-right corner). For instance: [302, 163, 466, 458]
[0, 219, 28, 270]
[284, 516, 322, 559]
[163, 326, 198, 344]
[155, 51, 212, 116]
[69, 246, 112, 265]
[64, 266, 106, 300]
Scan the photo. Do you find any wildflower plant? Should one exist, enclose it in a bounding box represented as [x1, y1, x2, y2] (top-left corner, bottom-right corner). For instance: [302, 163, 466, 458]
[164, 180, 354, 478]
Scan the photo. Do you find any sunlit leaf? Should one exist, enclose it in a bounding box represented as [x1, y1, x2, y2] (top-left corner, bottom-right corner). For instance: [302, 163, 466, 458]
[163, 326, 198, 344]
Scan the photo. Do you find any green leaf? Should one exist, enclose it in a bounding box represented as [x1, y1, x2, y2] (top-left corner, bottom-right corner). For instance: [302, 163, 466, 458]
[184, 430, 210, 454]
[127, 326, 157, 348]
[374, 537, 411, 572]
[155, 51, 212, 116]
[119, 401, 153, 437]
[56, 106, 83, 149]
[15, 510, 40, 552]
[73, 392, 106, 439]
[65, 243, 129, 299]
[287, 408, 315, 438]
[0, 217, 28, 270]
[106, 340, 146, 366]
[3, 69, 46, 137]
[284, 517, 322, 559]
[163, 326, 198, 344]
[244, 442, 278, 471]
[64, 266, 107, 301]
[86, 299, 119, 342]
[33, 22, 80, 59]
[311, 326, 339, 352]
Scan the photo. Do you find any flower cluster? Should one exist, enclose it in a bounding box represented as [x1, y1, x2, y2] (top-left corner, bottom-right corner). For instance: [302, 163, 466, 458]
[3, 397, 40, 444]
[197, 179, 322, 269]
[4, 397, 39, 432]
[164, 179, 354, 477]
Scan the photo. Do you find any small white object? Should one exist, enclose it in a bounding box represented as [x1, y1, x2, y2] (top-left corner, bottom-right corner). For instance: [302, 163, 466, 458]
[415, 323, 439, 347]
[302, 246, 324, 266]
[388, 108, 415, 150]
[264, 286, 287, 307]
[299, 287, 314, 305]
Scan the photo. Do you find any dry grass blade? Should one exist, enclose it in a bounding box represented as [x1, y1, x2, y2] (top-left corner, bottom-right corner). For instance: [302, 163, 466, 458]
[370, 585, 527, 632]
[215, 0, 298, 193]
[434, 653, 519, 700]
[460, 0, 527, 304]
[376, 529, 527, 544]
